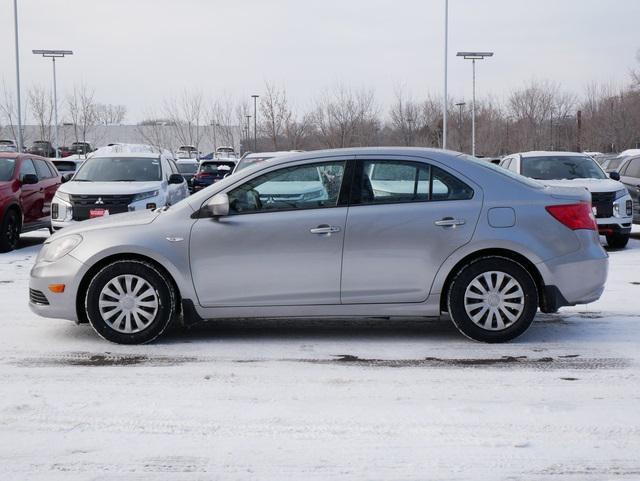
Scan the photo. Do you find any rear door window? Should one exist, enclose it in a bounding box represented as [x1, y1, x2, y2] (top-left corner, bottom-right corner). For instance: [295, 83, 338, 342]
[34, 159, 54, 179]
[623, 158, 640, 179]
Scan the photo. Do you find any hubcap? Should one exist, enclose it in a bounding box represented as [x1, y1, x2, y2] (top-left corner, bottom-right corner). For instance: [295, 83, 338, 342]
[98, 275, 159, 334]
[463, 271, 525, 331]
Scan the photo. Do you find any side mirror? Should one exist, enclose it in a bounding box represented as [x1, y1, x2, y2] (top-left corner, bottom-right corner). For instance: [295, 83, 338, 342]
[168, 173, 184, 184]
[61, 173, 74, 183]
[21, 174, 38, 185]
[205, 193, 229, 218]
[609, 171, 621, 181]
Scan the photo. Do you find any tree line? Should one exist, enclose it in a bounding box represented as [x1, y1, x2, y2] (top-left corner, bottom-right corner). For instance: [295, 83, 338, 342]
[1, 51, 639, 156]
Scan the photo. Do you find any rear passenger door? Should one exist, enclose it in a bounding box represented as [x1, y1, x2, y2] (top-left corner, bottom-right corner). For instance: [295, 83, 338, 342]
[340, 157, 483, 304]
[620, 157, 640, 221]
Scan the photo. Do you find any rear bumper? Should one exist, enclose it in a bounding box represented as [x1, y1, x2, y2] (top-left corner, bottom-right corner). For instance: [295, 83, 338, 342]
[537, 230, 608, 307]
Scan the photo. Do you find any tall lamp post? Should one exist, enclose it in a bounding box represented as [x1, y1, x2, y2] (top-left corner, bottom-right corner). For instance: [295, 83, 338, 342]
[251, 94, 259, 152]
[442, 0, 449, 149]
[455, 101, 466, 151]
[32, 50, 73, 158]
[245, 115, 251, 153]
[456, 51, 493, 157]
[12, 0, 23, 152]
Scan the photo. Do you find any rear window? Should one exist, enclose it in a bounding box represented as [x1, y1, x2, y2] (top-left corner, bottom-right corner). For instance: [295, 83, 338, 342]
[52, 161, 77, 172]
[177, 163, 197, 174]
[199, 161, 236, 176]
[521, 155, 606, 180]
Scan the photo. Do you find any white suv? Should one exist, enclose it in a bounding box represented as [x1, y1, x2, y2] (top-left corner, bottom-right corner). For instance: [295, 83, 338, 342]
[500, 151, 633, 248]
[51, 144, 188, 230]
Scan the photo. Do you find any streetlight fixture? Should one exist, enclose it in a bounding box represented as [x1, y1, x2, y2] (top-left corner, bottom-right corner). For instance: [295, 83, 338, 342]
[12, 0, 23, 152]
[442, 0, 449, 150]
[251, 94, 259, 152]
[32, 50, 73, 158]
[456, 51, 493, 156]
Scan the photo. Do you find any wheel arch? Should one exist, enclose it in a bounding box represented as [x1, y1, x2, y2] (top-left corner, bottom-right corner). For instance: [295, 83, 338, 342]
[75, 253, 182, 324]
[438, 248, 548, 313]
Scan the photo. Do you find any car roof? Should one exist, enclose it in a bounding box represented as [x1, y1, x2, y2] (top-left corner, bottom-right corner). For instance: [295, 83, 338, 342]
[516, 151, 589, 158]
[619, 149, 640, 157]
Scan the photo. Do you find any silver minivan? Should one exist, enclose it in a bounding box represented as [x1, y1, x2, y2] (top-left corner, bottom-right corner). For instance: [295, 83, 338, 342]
[29, 148, 608, 344]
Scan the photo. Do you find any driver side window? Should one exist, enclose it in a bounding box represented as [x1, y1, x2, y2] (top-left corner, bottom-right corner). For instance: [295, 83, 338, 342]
[228, 161, 345, 214]
[19, 159, 37, 181]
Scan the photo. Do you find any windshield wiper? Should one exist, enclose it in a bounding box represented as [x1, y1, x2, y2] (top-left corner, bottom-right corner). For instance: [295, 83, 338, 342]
[110, 179, 138, 182]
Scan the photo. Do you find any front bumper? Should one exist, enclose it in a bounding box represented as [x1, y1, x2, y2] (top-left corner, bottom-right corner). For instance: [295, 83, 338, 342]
[29, 254, 86, 322]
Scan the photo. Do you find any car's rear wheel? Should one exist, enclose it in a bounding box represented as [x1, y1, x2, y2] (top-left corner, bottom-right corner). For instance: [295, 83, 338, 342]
[447, 256, 538, 343]
[0, 209, 20, 253]
[606, 233, 629, 249]
[85, 260, 177, 344]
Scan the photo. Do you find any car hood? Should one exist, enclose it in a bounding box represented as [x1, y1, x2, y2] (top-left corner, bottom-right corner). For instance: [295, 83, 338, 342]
[540, 178, 624, 193]
[58, 181, 163, 196]
[48, 208, 161, 241]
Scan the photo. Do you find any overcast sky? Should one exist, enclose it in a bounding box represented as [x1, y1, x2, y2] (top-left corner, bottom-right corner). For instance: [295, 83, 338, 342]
[1, 0, 639, 122]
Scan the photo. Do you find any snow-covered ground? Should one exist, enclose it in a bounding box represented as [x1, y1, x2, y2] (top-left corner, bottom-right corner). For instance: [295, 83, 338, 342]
[1, 229, 639, 480]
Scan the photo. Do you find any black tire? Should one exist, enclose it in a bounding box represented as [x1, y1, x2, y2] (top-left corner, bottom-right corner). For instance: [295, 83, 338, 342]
[0, 209, 21, 253]
[85, 260, 177, 344]
[447, 256, 538, 343]
[606, 233, 629, 249]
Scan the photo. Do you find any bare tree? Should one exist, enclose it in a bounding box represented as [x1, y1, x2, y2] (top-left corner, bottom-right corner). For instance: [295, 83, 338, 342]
[313, 85, 378, 148]
[136, 112, 174, 152]
[207, 95, 240, 152]
[66, 84, 99, 146]
[28, 85, 54, 142]
[95, 103, 127, 125]
[0, 78, 28, 147]
[260, 82, 290, 150]
[164, 90, 205, 152]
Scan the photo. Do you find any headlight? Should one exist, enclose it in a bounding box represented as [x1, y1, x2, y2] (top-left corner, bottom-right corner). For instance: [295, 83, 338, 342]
[614, 188, 629, 200]
[54, 191, 70, 203]
[302, 189, 324, 200]
[132, 190, 159, 202]
[38, 234, 82, 263]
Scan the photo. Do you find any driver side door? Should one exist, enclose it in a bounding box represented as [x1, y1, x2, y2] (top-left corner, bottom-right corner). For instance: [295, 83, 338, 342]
[189, 158, 352, 307]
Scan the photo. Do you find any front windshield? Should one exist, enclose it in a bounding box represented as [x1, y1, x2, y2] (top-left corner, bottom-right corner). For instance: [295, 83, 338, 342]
[0, 158, 16, 181]
[74, 157, 162, 182]
[521, 155, 606, 180]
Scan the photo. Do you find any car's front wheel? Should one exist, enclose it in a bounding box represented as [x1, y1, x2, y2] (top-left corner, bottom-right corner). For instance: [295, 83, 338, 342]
[606, 233, 629, 249]
[447, 256, 538, 343]
[85, 260, 177, 344]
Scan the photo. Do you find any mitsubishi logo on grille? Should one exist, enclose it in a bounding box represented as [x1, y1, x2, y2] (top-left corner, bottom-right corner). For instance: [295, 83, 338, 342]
[95, 197, 104, 205]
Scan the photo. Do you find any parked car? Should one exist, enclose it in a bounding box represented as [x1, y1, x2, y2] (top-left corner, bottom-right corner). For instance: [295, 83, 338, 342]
[234, 151, 302, 172]
[500, 151, 633, 248]
[28, 140, 56, 158]
[0, 153, 62, 251]
[191, 159, 237, 192]
[0, 139, 17, 152]
[176, 145, 200, 159]
[30, 147, 608, 344]
[69, 142, 94, 155]
[606, 152, 640, 224]
[176, 158, 199, 192]
[50, 144, 188, 230]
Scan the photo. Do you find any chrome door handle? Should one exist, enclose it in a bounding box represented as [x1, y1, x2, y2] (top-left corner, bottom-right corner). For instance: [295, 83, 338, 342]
[310, 225, 341, 235]
[434, 217, 465, 227]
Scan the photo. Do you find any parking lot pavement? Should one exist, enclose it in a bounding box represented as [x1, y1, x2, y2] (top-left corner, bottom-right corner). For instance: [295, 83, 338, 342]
[1, 229, 640, 480]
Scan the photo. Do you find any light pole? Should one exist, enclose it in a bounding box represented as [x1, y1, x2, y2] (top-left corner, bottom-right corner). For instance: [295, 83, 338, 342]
[12, 0, 23, 152]
[245, 115, 251, 153]
[456, 51, 493, 157]
[455, 101, 466, 151]
[32, 50, 73, 158]
[251, 94, 259, 152]
[442, 0, 449, 150]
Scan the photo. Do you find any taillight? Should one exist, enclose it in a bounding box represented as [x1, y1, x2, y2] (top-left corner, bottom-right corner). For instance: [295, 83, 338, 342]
[545, 203, 597, 231]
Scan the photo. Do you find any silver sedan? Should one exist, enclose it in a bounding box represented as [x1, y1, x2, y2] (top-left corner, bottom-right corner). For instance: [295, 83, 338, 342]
[29, 147, 608, 344]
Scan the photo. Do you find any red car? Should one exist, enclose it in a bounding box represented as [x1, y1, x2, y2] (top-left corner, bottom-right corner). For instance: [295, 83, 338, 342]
[0, 153, 62, 252]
